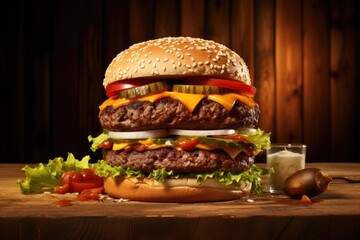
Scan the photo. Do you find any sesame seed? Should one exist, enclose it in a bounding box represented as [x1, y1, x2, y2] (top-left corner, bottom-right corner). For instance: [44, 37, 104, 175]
[152, 69, 159, 75]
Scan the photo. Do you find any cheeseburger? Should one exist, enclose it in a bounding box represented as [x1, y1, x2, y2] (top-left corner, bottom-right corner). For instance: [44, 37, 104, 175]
[89, 36, 271, 202]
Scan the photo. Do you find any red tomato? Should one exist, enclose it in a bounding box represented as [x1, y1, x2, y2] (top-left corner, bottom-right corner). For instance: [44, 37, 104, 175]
[60, 171, 82, 185]
[54, 169, 104, 194]
[124, 145, 133, 153]
[106, 79, 154, 98]
[133, 144, 149, 152]
[177, 138, 199, 151]
[180, 77, 256, 97]
[81, 168, 102, 182]
[71, 181, 103, 193]
[98, 140, 113, 149]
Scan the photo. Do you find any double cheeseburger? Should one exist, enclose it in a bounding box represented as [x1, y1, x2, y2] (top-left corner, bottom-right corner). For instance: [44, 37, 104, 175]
[89, 36, 271, 202]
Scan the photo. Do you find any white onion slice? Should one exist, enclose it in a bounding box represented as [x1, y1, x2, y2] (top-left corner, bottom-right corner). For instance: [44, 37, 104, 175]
[169, 129, 235, 136]
[236, 128, 257, 135]
[108, 129, 169, 139]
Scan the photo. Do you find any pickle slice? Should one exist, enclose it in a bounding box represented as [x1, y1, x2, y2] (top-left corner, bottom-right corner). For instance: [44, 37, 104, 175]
[118, 81, 169, 98]
[172, 84, 229, 95]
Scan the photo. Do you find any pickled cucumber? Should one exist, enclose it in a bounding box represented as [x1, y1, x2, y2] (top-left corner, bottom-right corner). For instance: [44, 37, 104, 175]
[118, 81, 169, 98]
[172, 84, 229, 95]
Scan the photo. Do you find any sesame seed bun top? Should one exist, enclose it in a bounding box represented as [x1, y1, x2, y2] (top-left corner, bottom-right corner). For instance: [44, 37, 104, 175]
[103, 36, 251, 88]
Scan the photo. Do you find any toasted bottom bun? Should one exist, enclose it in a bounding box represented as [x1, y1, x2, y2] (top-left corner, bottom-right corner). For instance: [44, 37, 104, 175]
[104, 176, 252, 202]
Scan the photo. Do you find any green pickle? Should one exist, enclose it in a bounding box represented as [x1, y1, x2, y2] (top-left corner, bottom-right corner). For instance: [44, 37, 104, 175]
[118, 81, 169, 98]
[172, 84, 229, 95]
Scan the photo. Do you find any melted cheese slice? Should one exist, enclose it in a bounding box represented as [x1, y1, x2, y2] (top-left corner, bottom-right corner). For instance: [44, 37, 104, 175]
[99, 91, 256, 112]
[112, 139, 247, 159]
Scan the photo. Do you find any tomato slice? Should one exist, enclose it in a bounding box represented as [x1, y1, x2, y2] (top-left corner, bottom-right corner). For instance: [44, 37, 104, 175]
[71, 181, 103, 193]
[179, 77, 256, 97]
[54, 169, 104, 194]
[177, 138, 199, 151]
[98, 140, 113, 149]
[106, 79, 155, 98]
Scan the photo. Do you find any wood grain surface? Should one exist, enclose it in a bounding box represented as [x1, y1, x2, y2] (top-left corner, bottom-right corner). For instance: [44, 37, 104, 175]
[1, 163, 359, 240]
[2, 0, 359, 165]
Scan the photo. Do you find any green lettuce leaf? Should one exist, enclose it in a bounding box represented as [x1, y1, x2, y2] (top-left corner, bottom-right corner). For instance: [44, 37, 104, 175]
[237, 128, 271, 154]
[88, 133, 108, 152]
[17, 153, 90, 194]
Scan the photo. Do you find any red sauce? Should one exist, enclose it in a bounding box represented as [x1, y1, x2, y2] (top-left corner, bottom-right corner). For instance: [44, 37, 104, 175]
[53, 199, 72, 207]
[77, 186, 104, 201]
[177, 138, 199, 150]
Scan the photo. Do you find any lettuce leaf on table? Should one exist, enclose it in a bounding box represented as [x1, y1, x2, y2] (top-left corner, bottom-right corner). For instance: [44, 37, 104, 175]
[17, 153, 90, 194]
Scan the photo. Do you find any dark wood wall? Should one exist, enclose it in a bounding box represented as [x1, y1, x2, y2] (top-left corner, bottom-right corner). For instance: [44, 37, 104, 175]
[1, 0, 359, 163]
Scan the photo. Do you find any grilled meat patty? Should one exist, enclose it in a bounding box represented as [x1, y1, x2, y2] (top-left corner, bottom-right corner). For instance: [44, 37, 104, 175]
[99, 98, 259, 131]
[103, 147, 254, 174]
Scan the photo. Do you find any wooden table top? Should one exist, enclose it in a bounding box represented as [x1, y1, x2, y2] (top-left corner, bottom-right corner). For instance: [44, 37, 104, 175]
[1, 162, 359, 240]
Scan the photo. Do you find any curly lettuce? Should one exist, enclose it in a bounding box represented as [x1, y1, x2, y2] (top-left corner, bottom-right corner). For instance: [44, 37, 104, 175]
[17, 153, 90, 194]
[94, 160, 273, 194]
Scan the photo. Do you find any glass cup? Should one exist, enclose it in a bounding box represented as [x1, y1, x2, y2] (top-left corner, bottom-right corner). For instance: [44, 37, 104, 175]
[266, 143, 306, 194]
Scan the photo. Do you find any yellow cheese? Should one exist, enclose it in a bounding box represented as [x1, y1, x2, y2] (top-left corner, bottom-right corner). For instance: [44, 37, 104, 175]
[208, 93, 256, 111]
[112, 142, 131, 151]
[169, 92, 205, 112]
[194, 143, 243, 159]
[99, 91, 256, 112]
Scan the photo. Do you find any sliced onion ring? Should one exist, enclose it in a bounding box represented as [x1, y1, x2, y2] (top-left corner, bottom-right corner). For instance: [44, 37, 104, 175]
[169, 129, 236, 136]
[108, 129, 169, 139]
[236, 128, 257, 135]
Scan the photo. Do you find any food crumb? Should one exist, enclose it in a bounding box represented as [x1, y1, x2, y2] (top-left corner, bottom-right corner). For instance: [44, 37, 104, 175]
[115, 198, 129, 203]
[246, 199, 255, 203]
[301, 195, 312, 204]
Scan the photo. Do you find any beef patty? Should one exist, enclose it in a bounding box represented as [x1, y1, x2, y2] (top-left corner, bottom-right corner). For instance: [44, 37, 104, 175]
[99, 98, 259, 131]
[103, 147, 254, 174]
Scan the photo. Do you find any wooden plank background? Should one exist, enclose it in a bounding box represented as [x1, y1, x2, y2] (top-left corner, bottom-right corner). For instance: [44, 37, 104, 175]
[1, 0, 359, 163]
